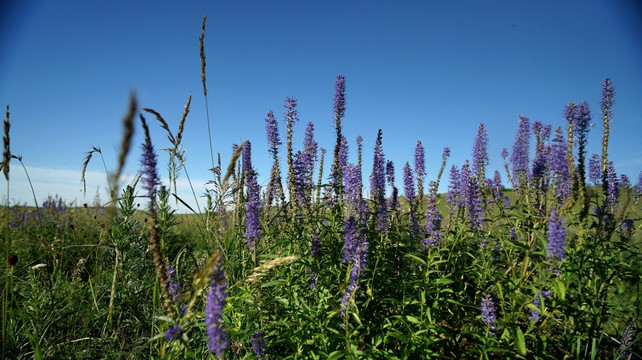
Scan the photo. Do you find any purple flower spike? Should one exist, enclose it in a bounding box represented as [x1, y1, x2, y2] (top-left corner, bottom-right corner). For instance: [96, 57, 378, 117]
[206, 260, 229, 355]
[510, 116, 530, 185]
[251, 331, 267, 360]
[414, 140, 426, 181]
[600, 78, 615, 117]
[472, 123, 489, 180]
[141, 141, 161, 200]
[481, 293, 497, 335]
[166, 265, 180, 302]
[165, 324, 183, 341]
[529, 290, 553, 322]
[265, 110, 281, 158]
[547, 208, 566, 261]
[403, 162, 419, 240]
[334, 74, 346, 121]
[588, 153, 601, 184]
[370, 129, 388, 233]
[243, 141, 262, 250]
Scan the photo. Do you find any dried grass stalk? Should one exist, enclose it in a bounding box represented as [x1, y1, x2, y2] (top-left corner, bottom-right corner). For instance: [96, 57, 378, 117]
[199, 15, 207, 97]
[245, 256, 298, 283]
[143, 108, 175, 144]
[112, 94, 137, 200]
[2, 105, 10, 181]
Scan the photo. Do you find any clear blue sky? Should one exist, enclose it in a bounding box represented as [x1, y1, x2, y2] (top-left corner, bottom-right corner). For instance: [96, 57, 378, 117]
[1, 0, 641, 212]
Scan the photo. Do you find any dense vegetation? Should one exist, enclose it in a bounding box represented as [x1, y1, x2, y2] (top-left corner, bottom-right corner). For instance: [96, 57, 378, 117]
[1, 17, 640, 359]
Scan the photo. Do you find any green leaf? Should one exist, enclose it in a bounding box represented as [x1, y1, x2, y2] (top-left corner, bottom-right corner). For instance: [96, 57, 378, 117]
[405, 315, 420, 324]
[554, 280, 566, 300]
[327, 350, 348, 360]
[404, 253, 427, 266]
[515, 327, 527, 356]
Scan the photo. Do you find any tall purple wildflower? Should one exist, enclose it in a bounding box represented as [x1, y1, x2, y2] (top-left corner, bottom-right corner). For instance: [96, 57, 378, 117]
[206, 259, 229, 355]
[243, 141, 261, 251]
[414, 141, 426, 200]
[462, 162, 483, 230]
[342, 216, 359, 264]
[285, 97, 299, 205]
[636, 172, 642, 199]
[547, 208, 566, 261]
[141, 137, 161, 201]
[327, 135, 349, 206]
[446, 165, 460, 209]
[423, 181, 442, 249]
[481, 293, 497, 335]
[251, 331, 266, 360]
[491, 171, 503, 200]
[573, 102, 592, 176]
[165, 324, 183, 341]
[403, 162, 420, 240]
[265, 111, 284, 207]
[341, 235, 368, 323]
[600, 78, 615, 188]
[166, 265, 179, 302]
[292, 151, 307, 209]
[300, 122, 318, 206]
[531, 121, 550, 180]
[620, 174, 631, 190]
[344, 164, 364, 218]
[334, 74, 346, 122]
[529, 290, 553, 322]
[370, 129, 388, 232]
[472, 123, 489, 182]
[606, 161, 619, 211]
[266, 110, 281, 159]
[331, 75, 346, 202]
[549, 127, 571, 201]
[510, 116, 531, 187]
[386, 160, 400, 212]
[311, 231, 321, 258]
[588, 153, 601, 184]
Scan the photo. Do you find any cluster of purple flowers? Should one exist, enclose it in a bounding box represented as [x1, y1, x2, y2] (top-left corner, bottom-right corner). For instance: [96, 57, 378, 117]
[206, 260, 229, 355]
[403, 162, 420, 240]
[606, 161, 619, 211]
[141, 139, 161, 201]
[510, 115, 531, 186]
[265, 110, 281, 159]
[333, 74, 346, 122]
[446, 165, 460, 209]
[165, 324, 183, 341]
[243, 141, 261, 251]
[370, 129, 388, 233]
[42, 195, 67, 214]
[423, 181, 442, 249]
[166, 265, 180, 302]
[293, 122, 318, 207]
[529, 290, 553, 322]
[588, 153, 601, 184]
[386, 160, 400, 211]
[472, 123, 489, 181]
[330, 75, 346, 203]
[481, 294, 497, 335]
[327, 135, 349, 206]
[414, 140, 426, 197]
[265, 111, 284, 207]
[549, 127, 571, 201]
[531, 121, 551, 180]
[251, 331, 266, 360]
[547, 208, 566, 261]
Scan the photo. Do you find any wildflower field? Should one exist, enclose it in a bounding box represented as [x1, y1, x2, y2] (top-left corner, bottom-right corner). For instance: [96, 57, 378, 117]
[1, 17, 641, 360]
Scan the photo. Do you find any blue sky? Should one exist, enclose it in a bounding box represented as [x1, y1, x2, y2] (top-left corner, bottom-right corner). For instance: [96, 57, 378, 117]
[1, 0, 641, 212]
